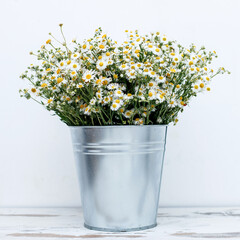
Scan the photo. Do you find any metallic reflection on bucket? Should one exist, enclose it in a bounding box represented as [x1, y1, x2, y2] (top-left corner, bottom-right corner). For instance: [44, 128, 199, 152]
[70, 125, 167, 232]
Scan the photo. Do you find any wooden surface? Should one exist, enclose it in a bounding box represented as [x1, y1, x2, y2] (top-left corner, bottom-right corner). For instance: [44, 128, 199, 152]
[0, 207, 240, 239]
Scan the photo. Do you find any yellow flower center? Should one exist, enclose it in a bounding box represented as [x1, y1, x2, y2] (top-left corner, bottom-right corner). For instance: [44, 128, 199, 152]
[176, 85, 180, 88]
[194, 85, 199, 89]
[99, 44, 105, 49]
[149, 82, 154, 87]
[41, 83, 47, 88]
[189, 61, 193, 66]
[67, 60, 71, 65]
[46, 39, 51, 44]
[200, 83, 204, 88]
[56, 69, 61, 74]
[73, 64, 77, 68]
[31, 88, 36, 93]
[46, 68, 51, 72]
[60, 62, 64, 66]
[57, 77, 63, 84]
[115, 99, 120, 103]
[149, 92, 153, 97]
[121, 64, 126, 68]
[112, 104, 117, 108]
[82, 44, 87, 49]
[99, 62, 104, 67]
[86, 74, 92, 80]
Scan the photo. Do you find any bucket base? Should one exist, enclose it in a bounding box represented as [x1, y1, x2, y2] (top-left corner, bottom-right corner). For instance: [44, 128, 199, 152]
[84, 223, 157, 232]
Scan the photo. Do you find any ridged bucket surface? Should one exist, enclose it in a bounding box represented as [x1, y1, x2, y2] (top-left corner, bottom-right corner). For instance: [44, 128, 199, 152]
[70, 125, 168, 232]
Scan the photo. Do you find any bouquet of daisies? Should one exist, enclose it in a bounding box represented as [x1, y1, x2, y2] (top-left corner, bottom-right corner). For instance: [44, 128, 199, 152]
[20, 24, 229, 126]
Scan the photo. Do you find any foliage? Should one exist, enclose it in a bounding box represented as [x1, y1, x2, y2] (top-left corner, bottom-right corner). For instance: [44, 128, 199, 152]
[20, 24, 230, 126]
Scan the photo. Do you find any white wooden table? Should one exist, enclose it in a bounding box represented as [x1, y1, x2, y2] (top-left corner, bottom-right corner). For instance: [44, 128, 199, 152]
[0, 207, 240, 240]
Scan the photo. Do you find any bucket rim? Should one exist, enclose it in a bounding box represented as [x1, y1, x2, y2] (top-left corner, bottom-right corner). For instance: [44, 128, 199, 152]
[69, 124, 168, 129]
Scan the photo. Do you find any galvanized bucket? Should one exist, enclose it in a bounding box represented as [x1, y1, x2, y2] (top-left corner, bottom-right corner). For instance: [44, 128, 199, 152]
[70, 125, 168, 232]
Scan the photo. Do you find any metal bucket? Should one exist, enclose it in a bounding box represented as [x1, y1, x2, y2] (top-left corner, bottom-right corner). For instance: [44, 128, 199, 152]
[70, 125, 168, 232]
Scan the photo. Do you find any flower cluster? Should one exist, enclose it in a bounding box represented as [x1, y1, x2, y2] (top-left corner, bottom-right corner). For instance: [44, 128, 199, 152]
[20, 25, 230, 126]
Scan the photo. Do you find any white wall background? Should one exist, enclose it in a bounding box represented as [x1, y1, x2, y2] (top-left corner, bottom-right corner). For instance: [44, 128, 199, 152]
[0, 0, 239, 207]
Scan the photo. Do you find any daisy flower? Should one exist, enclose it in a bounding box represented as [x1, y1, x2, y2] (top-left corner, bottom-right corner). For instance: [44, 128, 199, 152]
[89, 98, 96, 105]
[124, 93, 134, 100]
[147, 81, 157, 88]
[98, 43, 106, 51]
[110, 102, 120, 111]
[96, 59, 108, 71]
[114, 89, 124, 97]
[71, 62, 79, 70]
[81, 42, 89, 52]
[72, 53, 79, 59]
[70, 70, 77, 77]
[59, 61, 65, 69]
[82, 70, 96, 82]
[123, 109, 133, 118]
[96, 91, 102, 100]
[127, 70, 136, 79]
[148, 90, 156, 100]
[133, 118, 144, 125]
[103, 96, 110, 104]
[119, 63, 129, 71]
[84, 106, 92, 115]
[154, 47, 162, 56]
[107, 83, 120, 90]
